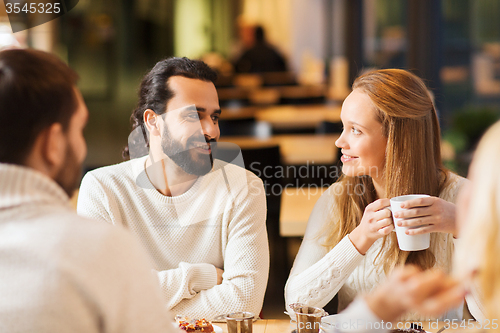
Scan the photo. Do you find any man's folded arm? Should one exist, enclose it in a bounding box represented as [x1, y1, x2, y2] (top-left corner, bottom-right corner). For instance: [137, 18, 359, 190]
[166, 180, 269, 318]
[155, 262, 218, 310]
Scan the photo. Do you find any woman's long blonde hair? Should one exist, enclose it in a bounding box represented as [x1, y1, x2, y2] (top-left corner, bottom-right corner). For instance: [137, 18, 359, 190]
[323, 69, 449, 273]
[458, 120, 500, 322]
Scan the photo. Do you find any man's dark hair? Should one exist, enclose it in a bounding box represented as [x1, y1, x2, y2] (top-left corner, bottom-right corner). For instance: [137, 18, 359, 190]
[0, 48, 79, 165]
[123, 57, 217, 159]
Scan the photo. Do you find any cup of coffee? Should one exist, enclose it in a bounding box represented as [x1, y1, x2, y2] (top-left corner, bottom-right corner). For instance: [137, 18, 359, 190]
[290, 304, 327, 333]
[390, 194, 431, 251]
[225, 312, 254, 333]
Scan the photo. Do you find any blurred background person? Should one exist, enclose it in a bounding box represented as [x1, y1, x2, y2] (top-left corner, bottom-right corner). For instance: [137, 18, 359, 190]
[234, 25, 287, 73]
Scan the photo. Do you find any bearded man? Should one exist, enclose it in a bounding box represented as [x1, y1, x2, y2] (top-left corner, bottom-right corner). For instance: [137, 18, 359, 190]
[77, 57, 269, 319]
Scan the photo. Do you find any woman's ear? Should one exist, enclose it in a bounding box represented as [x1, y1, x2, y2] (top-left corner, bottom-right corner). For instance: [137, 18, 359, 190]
[143, 109, 161, 136]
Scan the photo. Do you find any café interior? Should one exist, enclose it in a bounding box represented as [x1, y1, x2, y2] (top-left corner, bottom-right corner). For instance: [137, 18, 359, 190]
[2, 0, 500, 324]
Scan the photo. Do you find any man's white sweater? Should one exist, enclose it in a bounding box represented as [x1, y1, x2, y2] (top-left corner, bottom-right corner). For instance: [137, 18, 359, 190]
[0, 163, 178, 333]
[77, 157, 269, 319]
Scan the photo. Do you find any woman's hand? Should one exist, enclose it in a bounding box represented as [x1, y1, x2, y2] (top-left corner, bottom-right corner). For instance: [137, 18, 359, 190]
[393, 196, 457, 237]
[349, 199, 393, 255]
[365, 266, 467, 322]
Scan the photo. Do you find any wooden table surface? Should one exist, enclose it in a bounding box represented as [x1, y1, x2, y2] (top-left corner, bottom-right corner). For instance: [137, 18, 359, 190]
[220, 104, 342, 131]
[215, 319, 461, 332]
[280, 187, 327, 237]
[219, 134, 340, 165]
[255, 104, 341, 130]
[215, 319, 293, 333]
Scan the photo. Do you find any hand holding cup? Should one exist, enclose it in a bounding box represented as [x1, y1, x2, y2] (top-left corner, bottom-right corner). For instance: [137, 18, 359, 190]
[392, 195, 458, 237]
[349, 198, 393, 255]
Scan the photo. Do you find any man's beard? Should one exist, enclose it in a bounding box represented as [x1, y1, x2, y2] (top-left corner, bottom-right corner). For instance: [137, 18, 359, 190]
[54, 145, 83, 197]
[161, 125, 215, 176]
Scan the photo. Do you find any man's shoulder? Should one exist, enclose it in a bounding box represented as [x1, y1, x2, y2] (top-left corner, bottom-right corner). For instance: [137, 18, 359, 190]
[85, 158, 139, 180]
[52, 211, 129, 242]
[81, 157, 147, 192]
[45, 211, 141, 267]
[6, 209, 133, 263]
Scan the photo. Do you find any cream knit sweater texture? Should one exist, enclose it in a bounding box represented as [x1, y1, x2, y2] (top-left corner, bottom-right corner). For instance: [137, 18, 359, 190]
[77, 157, 269, 319]
[0, 163, 177, 333]
[285, 172, 485, 321]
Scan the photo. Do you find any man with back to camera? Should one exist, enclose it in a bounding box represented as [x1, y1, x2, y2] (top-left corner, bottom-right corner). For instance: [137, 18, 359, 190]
[0, 48, 178, 333]
[77, 57, 269, 319]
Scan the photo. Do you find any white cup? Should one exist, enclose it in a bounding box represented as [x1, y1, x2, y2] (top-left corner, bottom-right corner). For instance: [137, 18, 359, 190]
[389, 194, 430, 251]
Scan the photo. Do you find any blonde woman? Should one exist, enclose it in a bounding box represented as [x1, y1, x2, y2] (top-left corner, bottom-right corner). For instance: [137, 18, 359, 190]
[285, 69, 484, 321]
[453, 120, 500, 326]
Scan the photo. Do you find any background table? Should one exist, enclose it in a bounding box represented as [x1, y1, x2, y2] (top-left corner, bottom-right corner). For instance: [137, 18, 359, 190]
[280, 187, 327, 237]
[220, 104, 341, 132]
[219, 134, 339, 165]
[254, 105, 341, 131]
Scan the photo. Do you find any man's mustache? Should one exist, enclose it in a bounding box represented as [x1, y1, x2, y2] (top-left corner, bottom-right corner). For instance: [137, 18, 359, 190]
[186, 136, 217, 150]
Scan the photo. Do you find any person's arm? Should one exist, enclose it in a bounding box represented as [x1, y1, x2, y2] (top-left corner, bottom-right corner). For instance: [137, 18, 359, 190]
[465, 280, 486, 321]
[163, 175, 269, 318]
[285, 186, 365, 314]
[155, 263, 219, 310]
[453, 237, 487, 321]
[330, 267, 466, 333]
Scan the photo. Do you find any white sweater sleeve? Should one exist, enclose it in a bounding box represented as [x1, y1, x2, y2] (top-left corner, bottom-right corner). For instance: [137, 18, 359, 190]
[285, 186, 364, 313]
[168, 177, 269, 318]
[452, 237, 487, 321]
[155, 263, 218, 310]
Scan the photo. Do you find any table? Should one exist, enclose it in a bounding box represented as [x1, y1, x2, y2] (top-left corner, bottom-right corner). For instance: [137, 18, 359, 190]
[220, 106, 258, 120]
[219, 134, 340, 165]
[255, 104, 341, 131]
[217, 84, 327, 104]
[215, 319, 459, 333]
[215, 319, 292, 333]
[280, 187, 327, 237]
[220, 104, 342, 131]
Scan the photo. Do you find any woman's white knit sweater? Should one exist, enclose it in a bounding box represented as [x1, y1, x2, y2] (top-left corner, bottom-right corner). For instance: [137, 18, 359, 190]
[285, 172, 485, 321]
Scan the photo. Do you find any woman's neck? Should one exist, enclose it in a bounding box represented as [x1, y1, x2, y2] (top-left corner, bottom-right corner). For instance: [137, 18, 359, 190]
[372, 177, 386, 199]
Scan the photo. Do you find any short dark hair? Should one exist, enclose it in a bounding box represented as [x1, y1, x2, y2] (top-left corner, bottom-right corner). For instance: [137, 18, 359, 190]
[255, 26, 265, 43]
[123, 57, 217, 159]
[0, 49, 79, 165]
